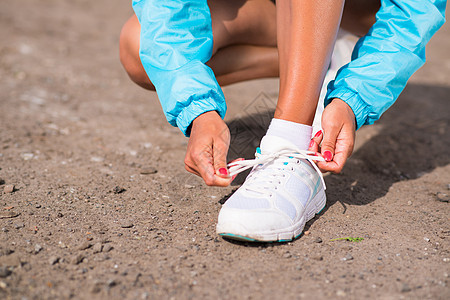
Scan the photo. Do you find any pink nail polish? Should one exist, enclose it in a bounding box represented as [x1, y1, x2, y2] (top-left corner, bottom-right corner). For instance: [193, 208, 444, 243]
[309, 140, 315, 148]
[323, 151, 333, 162]
[314, 130, 322, 138]
[218, 168, 228, 176]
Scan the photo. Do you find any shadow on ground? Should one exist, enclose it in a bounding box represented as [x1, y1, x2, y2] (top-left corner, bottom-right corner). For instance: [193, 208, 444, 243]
[225, 83, 450, 213]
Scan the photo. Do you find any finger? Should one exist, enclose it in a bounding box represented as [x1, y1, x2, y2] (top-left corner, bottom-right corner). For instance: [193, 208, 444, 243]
[213, 136, 230, 178]
[228, 158, 244, 181]
[321, 126, 340, 162]
[309, 130, 323, 156]
[311, 151, 324, 164]
[185, 164, 201, 177]
[317, 152, 346, 173]
[195, 152, 232, 187]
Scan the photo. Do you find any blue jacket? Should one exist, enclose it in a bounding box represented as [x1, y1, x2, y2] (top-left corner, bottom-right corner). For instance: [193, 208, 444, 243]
[132, 0, 446, 135]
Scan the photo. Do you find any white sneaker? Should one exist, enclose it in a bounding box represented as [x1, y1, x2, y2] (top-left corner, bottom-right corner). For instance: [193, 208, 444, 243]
[216, 135, 326, 242]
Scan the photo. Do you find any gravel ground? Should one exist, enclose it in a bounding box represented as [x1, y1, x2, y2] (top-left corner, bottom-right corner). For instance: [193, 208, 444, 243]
[0, 1, 449, 299]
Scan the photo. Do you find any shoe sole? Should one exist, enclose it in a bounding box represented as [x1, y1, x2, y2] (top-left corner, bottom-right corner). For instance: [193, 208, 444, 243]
[219, 189, 326, 243]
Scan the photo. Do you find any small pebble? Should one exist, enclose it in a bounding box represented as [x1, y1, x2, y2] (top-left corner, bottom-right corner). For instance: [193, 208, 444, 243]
[283, 252, 292, 259]
[49, 256, 60, 265]
[0, 178, 5, 185]
[401, 283, 411, 293]
[314, 237, 323, 243]
[120, 222, 134, 229]
[71, 254, 85, 265]
[304, 231, 310, 236]
[35, 204, 41, 208]
[93, 243, 103, 254]
[341, 253, 353, 261]
[0, 267, 12, 278]
[407, 201, 412, 205]
[107, 279, 117, 288]
[139, 167, 157, 175]
[113, 186, 126, 194]
[77, 242, 92, 251]
[436, 192, 449, 203]
[103, 244, 113, 252]
[424, 237, 430, 242]
[0, 211, 19, 219]
[91, 281, 102, 294]
[3, 185, 14, 193]
[14, 223, 24, 229]
[0, 248, 14, 256]
[34, 244, 42, 254]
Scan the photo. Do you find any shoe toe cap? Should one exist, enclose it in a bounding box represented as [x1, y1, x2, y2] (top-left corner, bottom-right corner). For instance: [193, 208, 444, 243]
[216, 206, 292, 238]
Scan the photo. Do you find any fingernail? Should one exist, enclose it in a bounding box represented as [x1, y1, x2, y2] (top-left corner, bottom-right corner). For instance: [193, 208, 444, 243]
[218, 168, 228, 176]
[309, 140, 315, 148]
[314, 130, 322, 138]
[323, 151, 333, 162]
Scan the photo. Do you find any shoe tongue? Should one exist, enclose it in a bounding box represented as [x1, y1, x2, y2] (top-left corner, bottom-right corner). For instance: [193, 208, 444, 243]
[259, 135, 302, 155]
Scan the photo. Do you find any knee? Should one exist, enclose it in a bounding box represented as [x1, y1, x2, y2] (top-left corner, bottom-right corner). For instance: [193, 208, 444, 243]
[119, 16, 156, 91]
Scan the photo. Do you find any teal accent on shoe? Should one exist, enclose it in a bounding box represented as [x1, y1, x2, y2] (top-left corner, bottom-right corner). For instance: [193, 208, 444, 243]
[312, 177, 321, 196]
[283, 162, 288, 165]
[219, 233, 257, 242]
[294, 232, 303, 240]
[278, 238, 293, 242]
[318, 205, 325, 214]
[256, 147, 261, 154]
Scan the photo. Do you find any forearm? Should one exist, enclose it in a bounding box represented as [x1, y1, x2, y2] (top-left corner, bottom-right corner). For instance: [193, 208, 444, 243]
[275, 0, 345, 125]
[132, 0, 226, 136]
[325, 0, 446, 130]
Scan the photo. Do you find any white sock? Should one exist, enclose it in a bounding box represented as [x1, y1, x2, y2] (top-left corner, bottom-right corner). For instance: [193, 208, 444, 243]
[266, 118, 312, 150]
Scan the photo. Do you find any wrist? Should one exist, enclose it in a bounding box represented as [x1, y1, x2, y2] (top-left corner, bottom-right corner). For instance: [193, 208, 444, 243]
[193, 110, 220, 124]
[330, 98, 356, 129]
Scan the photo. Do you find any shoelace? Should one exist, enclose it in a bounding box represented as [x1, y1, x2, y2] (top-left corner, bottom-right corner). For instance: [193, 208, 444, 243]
[227, 149, 326, 190]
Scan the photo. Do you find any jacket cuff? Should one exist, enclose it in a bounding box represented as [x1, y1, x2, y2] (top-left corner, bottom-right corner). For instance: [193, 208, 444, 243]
[325, 87, 373, 130]
[176, 90, 226, 137]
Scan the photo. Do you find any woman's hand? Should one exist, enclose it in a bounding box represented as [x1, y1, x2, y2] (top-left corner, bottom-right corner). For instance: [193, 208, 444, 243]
[184, 111, 233, 186]
[309, 98, 356, 173]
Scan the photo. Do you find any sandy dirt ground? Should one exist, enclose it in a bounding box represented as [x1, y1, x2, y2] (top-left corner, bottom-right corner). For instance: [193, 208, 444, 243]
[0, 1, 449, 299]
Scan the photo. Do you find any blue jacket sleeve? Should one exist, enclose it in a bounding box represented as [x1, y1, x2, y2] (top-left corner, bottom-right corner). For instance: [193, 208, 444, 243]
[132, 0, 226, 136]
[325, 0, 446, 130]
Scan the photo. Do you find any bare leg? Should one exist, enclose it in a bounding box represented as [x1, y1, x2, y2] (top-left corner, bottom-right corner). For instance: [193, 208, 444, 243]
[275, 0, 345, 126]
[119, 0, 278, 91]
[119, 0, 379, 91]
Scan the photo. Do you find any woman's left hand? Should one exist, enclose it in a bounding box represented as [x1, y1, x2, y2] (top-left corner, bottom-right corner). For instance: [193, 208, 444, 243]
[309, 98, 356, 173]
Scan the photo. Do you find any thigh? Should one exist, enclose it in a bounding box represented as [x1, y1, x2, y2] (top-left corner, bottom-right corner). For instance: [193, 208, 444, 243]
[341, 0, 380, 36]
[208, 0, 277, 54]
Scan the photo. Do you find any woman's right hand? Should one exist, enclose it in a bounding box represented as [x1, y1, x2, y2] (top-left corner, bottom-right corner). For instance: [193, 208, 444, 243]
[184, 111, 233, 186]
